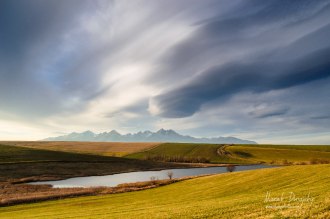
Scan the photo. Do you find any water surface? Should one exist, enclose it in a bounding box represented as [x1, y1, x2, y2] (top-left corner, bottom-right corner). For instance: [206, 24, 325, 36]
[29, 165, 273, 188]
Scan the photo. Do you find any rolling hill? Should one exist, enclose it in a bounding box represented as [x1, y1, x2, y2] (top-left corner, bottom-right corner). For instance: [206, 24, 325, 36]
[126, 143, 330, 164]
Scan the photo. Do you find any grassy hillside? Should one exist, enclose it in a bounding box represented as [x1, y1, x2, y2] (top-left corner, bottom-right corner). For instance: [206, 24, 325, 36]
[0, 144, 184, 182]
[126, 143, 250, 164]
[126, 143, 330, 164]
[3, 141, 329, 165]
[0, 144, 194, 207]
[1, 164, 329, 218]
[0, 141, 160, 157]
[0, 143, 121, 163]
[227, 145, 330, 164]
[231, 144, 330, 152]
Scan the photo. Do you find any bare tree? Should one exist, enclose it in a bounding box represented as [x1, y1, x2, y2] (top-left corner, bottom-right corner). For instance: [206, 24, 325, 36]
[167, 171, 174, 180]
[226, 164, 236, 172]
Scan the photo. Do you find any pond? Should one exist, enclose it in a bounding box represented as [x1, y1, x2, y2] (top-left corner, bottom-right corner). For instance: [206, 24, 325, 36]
[29, 165, 273, 188]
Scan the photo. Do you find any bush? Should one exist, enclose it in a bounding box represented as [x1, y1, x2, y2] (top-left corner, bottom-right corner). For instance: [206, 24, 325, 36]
[310, 158, 330, 165]
[167, 171, 174, 180]
[150, 176, 157, 182]
[282, 159, 292, 165]
[226, 164, 236, 172]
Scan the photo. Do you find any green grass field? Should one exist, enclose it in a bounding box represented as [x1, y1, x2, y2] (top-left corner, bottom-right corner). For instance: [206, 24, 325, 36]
[0, 144, 184, 182]
[126, 143, 330, 164]
[0, 143, 121, 163]
[1, 143, 330, 218]
[5, 141, 330, 165]
[0, 141, 160, 157]
[1, 164, 329, 219]
[125, 143, 250, 164]
[231, 144, 330, 152]
[227, 145, 330, 164]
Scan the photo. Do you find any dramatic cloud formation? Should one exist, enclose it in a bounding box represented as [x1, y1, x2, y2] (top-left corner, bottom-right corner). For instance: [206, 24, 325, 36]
[0, 0, 329, 143]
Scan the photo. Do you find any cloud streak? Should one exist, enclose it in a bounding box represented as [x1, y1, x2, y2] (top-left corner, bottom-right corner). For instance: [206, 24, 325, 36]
[152, 45, 330, 118]
[150, 1, 330, 118]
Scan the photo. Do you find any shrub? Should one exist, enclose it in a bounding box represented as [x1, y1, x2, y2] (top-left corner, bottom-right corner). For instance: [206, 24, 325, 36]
[150, 176, 157, 182]
[282, 159, 292, 165]
[167, 171, 174, 180]
[309, 158, 330, 165]
[226, 164, 236, 172]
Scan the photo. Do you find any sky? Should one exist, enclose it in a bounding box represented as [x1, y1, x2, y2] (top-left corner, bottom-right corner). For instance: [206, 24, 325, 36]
[0, 0, 330, 144]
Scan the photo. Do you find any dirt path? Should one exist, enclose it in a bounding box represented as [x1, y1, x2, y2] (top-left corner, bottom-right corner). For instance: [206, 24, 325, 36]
[216, 145, 231, 156]
[216, 145, 251, 163]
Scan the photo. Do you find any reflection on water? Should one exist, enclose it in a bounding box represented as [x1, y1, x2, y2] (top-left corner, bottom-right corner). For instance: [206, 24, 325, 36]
[29, 165, 273, 188]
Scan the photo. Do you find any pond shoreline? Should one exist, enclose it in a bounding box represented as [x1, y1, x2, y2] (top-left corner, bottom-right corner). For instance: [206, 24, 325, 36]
[1, 162, 274, 207]
[1, 164, 278, 207]
[1, 173, 219, 207]
[29, 164, 274, 188]
[11, 162, 263, 184]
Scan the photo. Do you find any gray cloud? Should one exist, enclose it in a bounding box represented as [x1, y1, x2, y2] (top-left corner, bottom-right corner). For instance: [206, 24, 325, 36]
[249, 106, 289, 119]
[148, 0, 330, 84]
[153, 45, 330, 118]
[151, 0, 330, 118]
[0, 0, 109, 118]
[311, 115, 330, 120]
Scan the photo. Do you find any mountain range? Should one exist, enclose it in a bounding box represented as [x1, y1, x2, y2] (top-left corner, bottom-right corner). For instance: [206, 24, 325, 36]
[42, 129, 257, 144]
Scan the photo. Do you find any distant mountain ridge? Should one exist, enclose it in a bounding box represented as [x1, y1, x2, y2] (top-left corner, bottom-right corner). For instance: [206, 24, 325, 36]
[42, 129, 257, 144]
